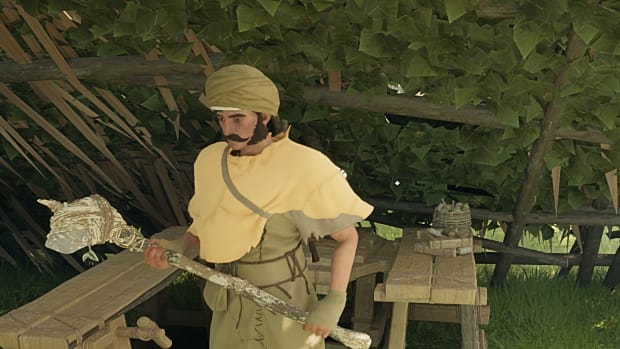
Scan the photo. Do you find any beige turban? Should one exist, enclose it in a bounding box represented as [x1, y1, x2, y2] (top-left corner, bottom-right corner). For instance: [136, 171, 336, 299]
[199, 65, 280, 116]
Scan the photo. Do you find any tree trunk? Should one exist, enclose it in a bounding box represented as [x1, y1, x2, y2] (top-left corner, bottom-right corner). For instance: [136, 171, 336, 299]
[491, 30, 587, 286]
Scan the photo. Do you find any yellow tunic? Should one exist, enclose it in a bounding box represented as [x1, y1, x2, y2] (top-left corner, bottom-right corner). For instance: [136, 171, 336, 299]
[188, 133, 373, 348]
[187, 133, 373, 263]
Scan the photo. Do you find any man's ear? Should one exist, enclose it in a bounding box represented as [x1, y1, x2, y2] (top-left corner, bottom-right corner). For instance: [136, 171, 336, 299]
[260, 113, 272, 125]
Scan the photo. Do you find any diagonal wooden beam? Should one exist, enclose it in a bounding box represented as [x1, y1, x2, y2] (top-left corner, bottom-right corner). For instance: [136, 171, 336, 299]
[491, 30, 589, 286]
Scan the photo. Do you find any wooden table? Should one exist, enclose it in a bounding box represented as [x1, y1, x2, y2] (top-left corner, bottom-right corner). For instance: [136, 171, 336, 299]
[306, 228, 398, 347]
[373, 230, 487, 349]
[0, 227, 192, 349]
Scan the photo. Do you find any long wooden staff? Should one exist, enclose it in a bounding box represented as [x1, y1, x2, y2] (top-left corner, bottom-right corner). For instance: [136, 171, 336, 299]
[38, 194, 371, 349]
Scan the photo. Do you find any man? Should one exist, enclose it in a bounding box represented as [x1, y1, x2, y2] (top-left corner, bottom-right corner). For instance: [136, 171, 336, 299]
[144, 64, 373, 348]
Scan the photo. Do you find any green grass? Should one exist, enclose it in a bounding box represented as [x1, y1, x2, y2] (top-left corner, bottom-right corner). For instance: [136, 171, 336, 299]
[478, 266, 620, 349]
[0, 262, 76, 315]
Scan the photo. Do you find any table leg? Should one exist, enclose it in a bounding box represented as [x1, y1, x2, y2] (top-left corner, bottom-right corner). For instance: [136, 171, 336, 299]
[460, 304, 481, 349]
[387, 302, 409, 349]
[353, 274, 376, 332]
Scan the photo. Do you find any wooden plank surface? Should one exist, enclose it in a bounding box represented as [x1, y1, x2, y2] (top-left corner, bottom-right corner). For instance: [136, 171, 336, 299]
[0, 226, 191, 349]
[412, 228, 473, 250]
[384, 232, 432, 300]
[430, 254, 478, 304]
[307, 228, 397, 294]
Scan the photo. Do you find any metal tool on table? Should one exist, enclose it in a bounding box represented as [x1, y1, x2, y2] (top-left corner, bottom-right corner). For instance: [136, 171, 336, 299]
[39, 194, 372, 349]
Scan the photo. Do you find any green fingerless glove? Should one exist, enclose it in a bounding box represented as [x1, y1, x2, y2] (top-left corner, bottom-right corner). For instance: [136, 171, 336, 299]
[156, 237, 188, 254]
[305, 290, 347, 331]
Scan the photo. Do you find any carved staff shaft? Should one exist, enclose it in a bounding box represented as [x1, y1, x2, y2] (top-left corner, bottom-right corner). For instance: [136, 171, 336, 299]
[122, 230, 372, 349]
[38, 195, 371, 349]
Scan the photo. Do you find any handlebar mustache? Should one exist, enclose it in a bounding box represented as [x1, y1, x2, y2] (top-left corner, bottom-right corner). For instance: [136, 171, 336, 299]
[223, 134, 249, 142]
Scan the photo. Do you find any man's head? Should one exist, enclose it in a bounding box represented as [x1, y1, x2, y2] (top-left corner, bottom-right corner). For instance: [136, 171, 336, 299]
[200, 65, 283, 152]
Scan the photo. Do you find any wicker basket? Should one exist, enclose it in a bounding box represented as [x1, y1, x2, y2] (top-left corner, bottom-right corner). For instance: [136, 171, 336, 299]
[432, 201, 472, 237]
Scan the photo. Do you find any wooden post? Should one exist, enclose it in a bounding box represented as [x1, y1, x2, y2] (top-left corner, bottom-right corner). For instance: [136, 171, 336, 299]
[353, 274, 376, 332]
[387, 302, 409, 349]
[603, 244, 620, 290]
[460, 305, 481, 349]
[577, 225, 604, 286]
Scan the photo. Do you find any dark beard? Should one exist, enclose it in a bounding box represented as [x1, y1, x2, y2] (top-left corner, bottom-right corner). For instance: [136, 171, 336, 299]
[247, 114, 269, 145]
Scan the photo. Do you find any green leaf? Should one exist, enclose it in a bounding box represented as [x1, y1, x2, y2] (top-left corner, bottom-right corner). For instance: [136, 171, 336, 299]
[573, 22, 599, 45]
[236, 4, 270, 32]
[48, 0, 76, 12]
[136, 11, 158, 37]
[567, 188, 586, 209]
[240, 46, 273, 68]
[358, 29, 390, 58]
[96, 42, 127, 56]
[523, 52, 551, 73]
[81, 248, 99, 263]
[454, 87, 479, 109]
[141, 94, 162, 111]
[593, 103, 618, 130]
[402, 53, 437, 77]
[2, 141, 19, 161]
[414, 7, 433, 28]
[540, 225, 555, 240]
[412, 145, 431, 160]
[113, 21, 135, 37]
[91, 24, 112, 38]
[311, 0, 334, 11]
[496, 104, 519, 128]
[525, 96, 543, 122]
[302, 105, 327, 122]
[19, 0, 39, 16]
[543, 145, 570, 169]
[257, 0, 280, 16]
[513, 21, 542, 58]
[444, 0, 466, 23]
[157, 5, 187, 35]
[159, 42, 193, 63]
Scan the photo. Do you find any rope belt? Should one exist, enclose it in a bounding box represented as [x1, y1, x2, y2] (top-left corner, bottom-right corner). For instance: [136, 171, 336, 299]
[219, 241, 312, 298]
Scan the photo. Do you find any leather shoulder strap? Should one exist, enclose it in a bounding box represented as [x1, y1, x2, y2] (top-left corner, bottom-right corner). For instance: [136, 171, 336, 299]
[220, 146, 271, 219]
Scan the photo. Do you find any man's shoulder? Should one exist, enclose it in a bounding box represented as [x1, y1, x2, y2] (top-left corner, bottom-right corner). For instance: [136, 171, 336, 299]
[195, 142, 227, 161]
[277, 138, 337, 172]
[280, 138, 331, 162]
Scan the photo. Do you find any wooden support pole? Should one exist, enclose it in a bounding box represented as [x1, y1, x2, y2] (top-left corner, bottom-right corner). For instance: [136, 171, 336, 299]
[460, 305, 481, 349]
[474, 252, 615, 266]
[387, 303, 409, 349]
[491, 30, 587, 286]
[576, 225, 604, 286]
[603, 244, 620, 290]
[369, 199, 620, 226]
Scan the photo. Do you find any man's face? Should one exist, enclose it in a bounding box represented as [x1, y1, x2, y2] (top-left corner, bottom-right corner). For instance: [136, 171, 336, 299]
[216, 110, 269, 151]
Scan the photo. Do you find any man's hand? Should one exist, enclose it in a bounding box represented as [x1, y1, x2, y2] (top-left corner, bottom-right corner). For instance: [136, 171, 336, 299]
[143, 232, 198, 269]
[143, 238, 171, 269]
[302, 290, 346, 338]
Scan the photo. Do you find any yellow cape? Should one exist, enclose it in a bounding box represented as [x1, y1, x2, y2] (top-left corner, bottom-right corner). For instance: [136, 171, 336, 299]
[187, 134, 373, 263]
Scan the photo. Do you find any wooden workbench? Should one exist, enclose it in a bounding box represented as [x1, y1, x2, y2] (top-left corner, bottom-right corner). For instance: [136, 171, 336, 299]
[0, 226, 192, 349]
[373, 229, 487, 349]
